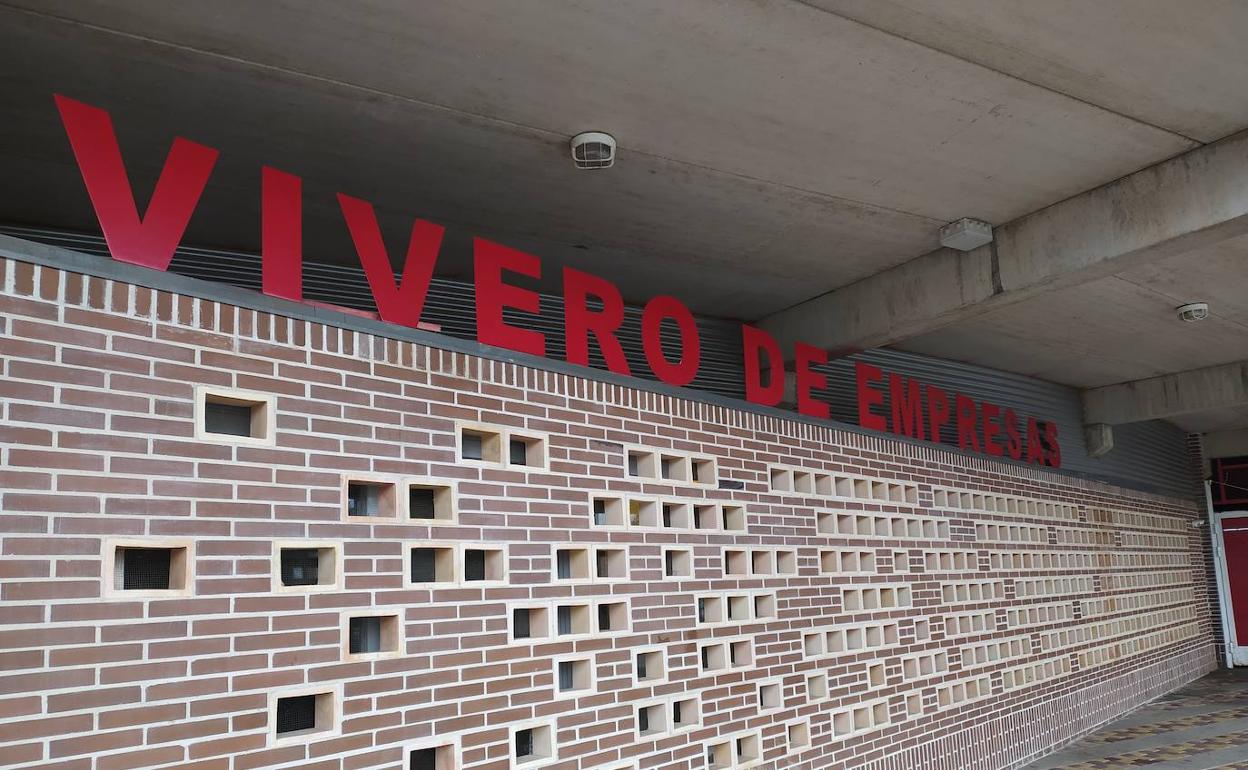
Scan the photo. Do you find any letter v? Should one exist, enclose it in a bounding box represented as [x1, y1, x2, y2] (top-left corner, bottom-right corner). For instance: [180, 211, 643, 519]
[337, 193, 445, 328]
[54, 94, 218, 271]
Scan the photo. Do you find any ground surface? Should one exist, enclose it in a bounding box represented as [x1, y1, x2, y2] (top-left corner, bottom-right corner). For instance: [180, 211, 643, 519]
[1023, 668, 1248, 770]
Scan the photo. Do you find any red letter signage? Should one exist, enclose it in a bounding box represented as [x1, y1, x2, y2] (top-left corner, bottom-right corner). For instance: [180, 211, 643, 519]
[262, 167, 303, 301]
[794, 343, 830, 419]
[338, 193, 445, 330]
[889, 373, 925, 440]
[563, 267, 630, 376]
[641, 296, 701, 387]
[55, 94, 218, 271]
[742, 325, 784, 407]
[855, 362, 887, 432]
[473, 238, 546, 357]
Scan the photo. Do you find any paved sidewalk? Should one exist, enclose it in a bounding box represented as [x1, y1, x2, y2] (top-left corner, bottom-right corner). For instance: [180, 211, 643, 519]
[1023, 668, 1248, 770]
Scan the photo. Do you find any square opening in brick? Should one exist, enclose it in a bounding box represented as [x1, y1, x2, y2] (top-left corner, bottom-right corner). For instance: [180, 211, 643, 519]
[694, 505, 717, 530]
[595, 547, 627, 580]
[346, 479, 397, 519]
[729, 639, 752, 667]
[672, 697, 698, 731]
[556, 604, 591, 635]
[662, 502, 691, 528]
[513, 724, 553, 766]
[751, 550, 774, 575]
[512, 606, 549, 640]
[627, 450, 657, 478]
[776, 550, 797, 575]
[691, 457, 716, 484]
[698, 596, 723, 624]
[597, 601, 628, 633]
[114, 545, 187, 592]
[664, 548, 692, 578]
[463, 547, 505, 583]
[706, 741, 732, 769]
[460, 426, 502, 463]
[201, 390, 271, 441]
[629, 498, 659, 527]
[555, 548, 590, 581]
[348, 614, 399, 656]
[591, 497, 625, 527]
[701, 642, 727, 671]
[274, 691, 335, 740]
[723, 549, 748, 576]
[409, 744, 456, 770]
[508, 433, 546, 468]
[409, 546, 455, 584]
[807, 672, 829, 700]
[759, 681, 781, 710]
[660, 455, 689, 481]
[736, 733, 761, 764]
[279, 546, 337, 589]
[727, 594, 750, 621]
[636, 649, 664, 682]
[637, 703, 666, 737]
[555, 657, 592, 694]
[753, 593, 776, 618]
[407, 482, 454, 523]
[788, 720, 811, 749]
[721, 505, 746, 531]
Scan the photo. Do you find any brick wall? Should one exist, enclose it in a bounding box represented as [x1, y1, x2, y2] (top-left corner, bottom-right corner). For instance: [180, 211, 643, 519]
[0, 256, 1218, 770]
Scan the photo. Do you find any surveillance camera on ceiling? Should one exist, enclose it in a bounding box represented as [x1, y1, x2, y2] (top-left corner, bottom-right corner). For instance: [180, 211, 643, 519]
[570, 132, 615, 169]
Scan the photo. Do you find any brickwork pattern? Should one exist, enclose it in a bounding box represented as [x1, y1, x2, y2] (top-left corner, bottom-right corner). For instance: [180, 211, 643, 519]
[0, 258, 1219, 770]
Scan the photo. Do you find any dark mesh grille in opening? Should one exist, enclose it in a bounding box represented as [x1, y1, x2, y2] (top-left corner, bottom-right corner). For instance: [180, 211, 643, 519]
[280, 549, 320, 586]
[515, 728, 533, 758]
[509, 439, 528, 465]
[409, 488, 436, 519]
[121, 548, 173, 590]
[348, 616, 382, 654]
[636, 652, 648, 678]
[410, 748, 437, 770]
[461, 432, 483, 460]
[556, 550, 572, 580]
[513, 608, 531, 639]
[558, 661, 574, 691]
[557, 606, 572, 635]
[410, 548, 437, 582]
[464, 549, 486, 581]
[276, 694, 317, 734]
[204, 401, 253, 437]
[598, 604, 611, 631]
[595, 550, 609, 578]
[347, 483, 382, 516]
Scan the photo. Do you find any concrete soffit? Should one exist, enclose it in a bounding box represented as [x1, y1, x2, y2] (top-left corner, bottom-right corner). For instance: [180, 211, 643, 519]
[758, 126, 1248, 357]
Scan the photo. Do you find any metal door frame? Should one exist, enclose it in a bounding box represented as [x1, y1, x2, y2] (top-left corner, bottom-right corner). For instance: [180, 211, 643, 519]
[1208, 481, 1248, 666]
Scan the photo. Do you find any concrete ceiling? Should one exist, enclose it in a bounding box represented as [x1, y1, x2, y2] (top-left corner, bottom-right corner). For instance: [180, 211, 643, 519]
[897, 235, 1248, 388]
[2, 1, 1248, 432]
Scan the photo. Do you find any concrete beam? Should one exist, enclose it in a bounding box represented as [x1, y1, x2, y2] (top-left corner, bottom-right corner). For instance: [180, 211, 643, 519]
[1082, 360, 1248, 426]
[758, 127, 1248, 355]
[1203, 428, 1248, 459]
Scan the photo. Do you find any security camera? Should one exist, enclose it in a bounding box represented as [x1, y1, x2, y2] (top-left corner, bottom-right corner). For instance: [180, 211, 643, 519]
[1176, 303, 1210, 322]
[570, 132, 615, 169]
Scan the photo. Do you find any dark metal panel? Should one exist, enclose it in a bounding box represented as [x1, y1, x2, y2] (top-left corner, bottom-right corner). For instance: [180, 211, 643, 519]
[818, 348, 1193, 498]
[2, 225, 1194, 498]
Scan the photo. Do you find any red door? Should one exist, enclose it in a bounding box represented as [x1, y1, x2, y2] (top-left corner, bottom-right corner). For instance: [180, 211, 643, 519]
[1220, 516, 1248, 664]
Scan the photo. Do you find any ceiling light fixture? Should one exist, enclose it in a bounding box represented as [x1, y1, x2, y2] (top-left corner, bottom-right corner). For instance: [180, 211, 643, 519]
[1176, 302, 1210, 322]
[570, 132, 616, 170]
[939, 218, 994, 251]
